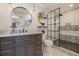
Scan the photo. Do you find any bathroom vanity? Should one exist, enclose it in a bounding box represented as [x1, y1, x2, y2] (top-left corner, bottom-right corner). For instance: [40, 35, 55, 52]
[0, 33, 42, 56]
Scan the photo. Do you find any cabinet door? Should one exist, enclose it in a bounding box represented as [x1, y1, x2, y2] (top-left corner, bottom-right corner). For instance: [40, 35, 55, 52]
[14, 36, 25, 56]
[15, 45, 26, 56]
[33, 40, 42, 56]
[15, 35, 34, 56]
[0, 49, 15, 56]
[21, 38, 34, 56]
[25, 41, 35, 56]
[0, 37, 15, 56]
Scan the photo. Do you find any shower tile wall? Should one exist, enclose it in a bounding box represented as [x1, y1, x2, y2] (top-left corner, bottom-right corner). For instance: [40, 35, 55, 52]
[59, 8, 79, 54]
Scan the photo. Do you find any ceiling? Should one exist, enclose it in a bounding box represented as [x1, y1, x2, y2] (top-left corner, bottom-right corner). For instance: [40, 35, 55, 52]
[36, 3, 79, 13]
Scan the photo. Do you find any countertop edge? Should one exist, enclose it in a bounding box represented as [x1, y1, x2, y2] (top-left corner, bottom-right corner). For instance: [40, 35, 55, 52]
[0, 32, 42, 37]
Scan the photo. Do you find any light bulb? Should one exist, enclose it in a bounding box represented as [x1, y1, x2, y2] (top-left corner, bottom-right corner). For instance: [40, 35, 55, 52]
[69, 4, 74, 7]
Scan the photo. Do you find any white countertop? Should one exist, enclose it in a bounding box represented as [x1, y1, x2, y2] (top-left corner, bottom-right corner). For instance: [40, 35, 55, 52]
[0, 32, 42, 37]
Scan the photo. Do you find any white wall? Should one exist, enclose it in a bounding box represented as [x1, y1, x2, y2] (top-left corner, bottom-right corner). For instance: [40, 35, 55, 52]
[0, 3, 47, 34]
[61, 8, 79, 26]
[0, 4, 11, 33]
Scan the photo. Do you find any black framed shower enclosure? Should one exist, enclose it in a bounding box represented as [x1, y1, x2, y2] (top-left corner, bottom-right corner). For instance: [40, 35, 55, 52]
[47, 8, 79, 54]
[47, 8, 61, 46]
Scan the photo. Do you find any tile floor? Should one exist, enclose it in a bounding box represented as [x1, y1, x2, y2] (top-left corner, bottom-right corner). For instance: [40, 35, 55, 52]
[43, 45, 79, 56]
[42, 39, 79, 56]
[43, 46, 68, 56]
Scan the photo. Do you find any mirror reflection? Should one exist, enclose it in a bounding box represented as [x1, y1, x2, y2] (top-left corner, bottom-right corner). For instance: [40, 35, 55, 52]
[12, 7, 32, 27]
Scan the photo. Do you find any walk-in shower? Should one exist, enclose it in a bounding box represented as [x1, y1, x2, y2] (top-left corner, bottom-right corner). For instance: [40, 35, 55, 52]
[47, 7, 79, 54]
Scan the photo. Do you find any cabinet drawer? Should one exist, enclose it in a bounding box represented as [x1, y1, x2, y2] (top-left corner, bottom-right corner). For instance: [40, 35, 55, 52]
[32, 34, 42, 39]
[0, 49, 14, 56]
[15, 42, 25, 46]
[0, 37, 14, 42]
[0, 41, 13, 45]
[0, 44, 14, 51]
[15, 40, 33, 47]
[14, 36, 25, 43]
[15, 36, 33, 43]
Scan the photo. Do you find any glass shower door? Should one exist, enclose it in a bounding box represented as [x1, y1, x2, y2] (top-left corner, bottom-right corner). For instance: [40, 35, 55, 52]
[47, 8, 60, 47]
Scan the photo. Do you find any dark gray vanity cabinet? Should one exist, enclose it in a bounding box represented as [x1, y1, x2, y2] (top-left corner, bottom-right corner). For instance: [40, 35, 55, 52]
[0, 34, 42, 56]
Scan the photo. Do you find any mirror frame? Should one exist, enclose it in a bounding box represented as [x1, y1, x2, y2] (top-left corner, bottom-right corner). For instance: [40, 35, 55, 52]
[11, 7, 32, 26]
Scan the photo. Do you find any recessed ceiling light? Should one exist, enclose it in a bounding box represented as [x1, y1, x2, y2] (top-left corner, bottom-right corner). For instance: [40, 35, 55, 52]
[69, 4, 74, 7]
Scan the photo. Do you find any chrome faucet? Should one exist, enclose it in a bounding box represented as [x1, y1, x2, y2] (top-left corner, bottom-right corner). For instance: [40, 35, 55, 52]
[10, 22, 17, 33]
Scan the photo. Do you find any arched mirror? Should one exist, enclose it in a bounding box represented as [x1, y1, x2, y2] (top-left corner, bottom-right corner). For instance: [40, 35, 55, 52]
[11, 7, 32, 28]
